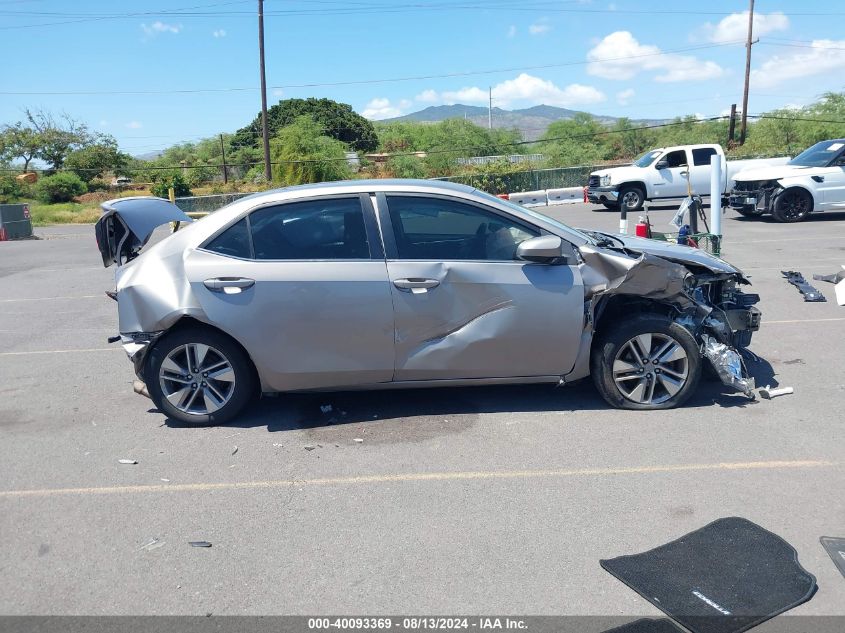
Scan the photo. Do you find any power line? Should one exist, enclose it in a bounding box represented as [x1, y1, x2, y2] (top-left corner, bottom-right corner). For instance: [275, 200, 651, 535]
[0, 41, 744, 96]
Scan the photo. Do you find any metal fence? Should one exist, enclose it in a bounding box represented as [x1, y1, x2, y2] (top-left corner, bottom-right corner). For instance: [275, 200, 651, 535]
[455, 154, 545, 167]
[433, 163, 627, 194]
[174, 192, 255, 214]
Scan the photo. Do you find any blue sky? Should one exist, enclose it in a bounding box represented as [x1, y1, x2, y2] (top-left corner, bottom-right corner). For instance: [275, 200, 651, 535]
[1, 0, 843, 156]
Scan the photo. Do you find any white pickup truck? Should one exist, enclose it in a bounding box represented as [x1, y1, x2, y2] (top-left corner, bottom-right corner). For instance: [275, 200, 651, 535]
[729, 139, 845, 222]
[587, 143, 789, 211]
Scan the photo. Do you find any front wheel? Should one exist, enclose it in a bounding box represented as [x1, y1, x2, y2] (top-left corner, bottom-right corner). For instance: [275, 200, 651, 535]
[146, 327, 256, 425]
[618, 186, 645, 212]
[591, 315, 702, 410]
[772, 188, 812, 223]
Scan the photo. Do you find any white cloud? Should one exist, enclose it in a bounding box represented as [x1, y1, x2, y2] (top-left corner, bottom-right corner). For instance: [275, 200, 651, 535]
[141, 21, 182, 36]
[751, 39, 845, 88]
[362, 98, 411, 120]
[415, 89, 439, 102]
[703, 11, 788, 44]
[415, 73, 605, 109]
[616, 88, 635, 105]
[212, 29, 226, 38]
[587, 31, 724, 82]
[529, 19, 551, 36]
[507, 25, 517, 38]
[125, 121, 143, 129]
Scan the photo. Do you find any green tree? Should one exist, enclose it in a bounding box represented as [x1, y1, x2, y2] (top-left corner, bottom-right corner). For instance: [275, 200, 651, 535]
[25, 109, 91, 171]
[234, 98, 378, 152]
[270, 116, 352, 185]
[64, 135, 131, 183]
[0, 123, 42, 172]
[538, 113, 612, 166]
[150, 174, 192, 198]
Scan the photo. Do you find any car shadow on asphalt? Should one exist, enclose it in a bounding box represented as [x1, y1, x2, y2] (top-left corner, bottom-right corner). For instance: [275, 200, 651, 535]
[161, 362, 775, 430]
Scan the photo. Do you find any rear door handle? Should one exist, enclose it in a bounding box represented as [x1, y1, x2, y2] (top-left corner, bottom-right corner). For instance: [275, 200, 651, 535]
[393, 278, 440, 294]
[204, 277, 255, 294]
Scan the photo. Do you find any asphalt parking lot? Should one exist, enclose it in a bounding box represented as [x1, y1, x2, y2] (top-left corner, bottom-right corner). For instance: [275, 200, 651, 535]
[1, 201, 844, 619]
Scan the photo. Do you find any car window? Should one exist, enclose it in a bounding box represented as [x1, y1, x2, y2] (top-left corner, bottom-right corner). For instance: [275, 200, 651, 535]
[386, 195, 538, 261]
[249, 197, 370, 260]
[661, 150, 687, 168]
[692, 147, 718, 166]
[205, 218, 251, 259]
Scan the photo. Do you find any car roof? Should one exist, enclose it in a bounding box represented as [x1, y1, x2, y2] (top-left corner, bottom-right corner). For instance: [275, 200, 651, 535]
[236, 178, 476, 205]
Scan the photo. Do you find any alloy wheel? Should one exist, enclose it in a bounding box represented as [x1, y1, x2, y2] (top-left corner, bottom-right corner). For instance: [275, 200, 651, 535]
[158, 343, 236, 416]
[778, 190, 810, 220]
[612, 332, 689, 405]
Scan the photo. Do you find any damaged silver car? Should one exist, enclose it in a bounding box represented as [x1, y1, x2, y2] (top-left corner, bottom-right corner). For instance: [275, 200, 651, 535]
[95, 180, 761, 424]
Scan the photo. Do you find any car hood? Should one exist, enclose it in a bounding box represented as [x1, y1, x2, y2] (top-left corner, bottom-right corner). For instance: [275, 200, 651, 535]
[584, 231, 745, 277]
[733, 163, 817, 182]
[95, 196, 192, 267]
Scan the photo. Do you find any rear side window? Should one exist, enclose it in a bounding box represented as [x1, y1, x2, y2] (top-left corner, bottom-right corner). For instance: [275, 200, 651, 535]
[250, 197, 370, 260]
[692, 147, 718, 166]
[205, 218, 251, 258]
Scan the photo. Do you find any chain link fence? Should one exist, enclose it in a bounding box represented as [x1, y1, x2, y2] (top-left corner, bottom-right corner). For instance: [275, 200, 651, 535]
[433, 163, 628, 194]
[174, 192, 255, 214]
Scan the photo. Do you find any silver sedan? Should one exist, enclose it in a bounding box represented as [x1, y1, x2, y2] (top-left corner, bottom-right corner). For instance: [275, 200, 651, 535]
[95, 179, 761, 424]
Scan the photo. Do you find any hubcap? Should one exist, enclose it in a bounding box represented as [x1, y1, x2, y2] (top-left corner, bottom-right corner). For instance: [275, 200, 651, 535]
[159, 343, 236, 416]
[622, 190, 641, 209]
[612, 333, 689, 405]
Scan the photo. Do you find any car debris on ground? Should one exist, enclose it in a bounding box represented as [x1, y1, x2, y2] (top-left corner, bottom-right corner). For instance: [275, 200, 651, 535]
[189, 541, 212, 548]
[813, 266, 845, 306]
[782, 270, 826, 302]
[139, 538, 164, 552]
[760, 385, 794, 399]
[117, 459, 137, 465]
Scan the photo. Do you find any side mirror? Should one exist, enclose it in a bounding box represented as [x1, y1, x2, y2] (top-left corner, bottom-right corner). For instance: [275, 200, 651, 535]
[516, 235, 566, 264]
[655, 160, 668, 170]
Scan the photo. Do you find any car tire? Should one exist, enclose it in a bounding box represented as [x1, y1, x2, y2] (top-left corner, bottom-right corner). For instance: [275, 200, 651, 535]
[146, 326, 256, 425]
[591, 315, 702, 410]
[772, 188, 812, 223]
[618, 185, 645, 212]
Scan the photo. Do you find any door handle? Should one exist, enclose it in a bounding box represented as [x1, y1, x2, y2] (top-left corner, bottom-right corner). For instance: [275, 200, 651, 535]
[204, 277, 255, 294]
[393, 278, 440, 293]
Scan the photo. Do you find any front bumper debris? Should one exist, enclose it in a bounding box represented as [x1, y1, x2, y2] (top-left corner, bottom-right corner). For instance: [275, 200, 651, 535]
[701, 334, 755, 399]
[120, 331, 164, 378]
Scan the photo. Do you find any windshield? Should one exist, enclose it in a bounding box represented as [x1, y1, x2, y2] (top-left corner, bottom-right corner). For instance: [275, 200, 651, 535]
[788, 140, 845, 167]
[473, 189, 593, 244]
[633, 150, 662, 168]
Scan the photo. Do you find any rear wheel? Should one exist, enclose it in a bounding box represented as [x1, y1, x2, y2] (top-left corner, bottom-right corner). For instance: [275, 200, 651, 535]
[772, 188, 812, 223]
[146, 327, 255, 425]
[591, 315, 701, 410]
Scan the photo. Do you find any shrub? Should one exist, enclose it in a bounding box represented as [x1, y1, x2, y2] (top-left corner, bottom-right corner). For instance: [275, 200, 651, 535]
[151, 174, 192, 199]
[34, 172, 87, 203]
[386, 155, 426, 179]
[0, 174, 24, 203]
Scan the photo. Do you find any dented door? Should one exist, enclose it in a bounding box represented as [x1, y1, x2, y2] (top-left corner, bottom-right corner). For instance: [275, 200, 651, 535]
[379, 193, 585, 381]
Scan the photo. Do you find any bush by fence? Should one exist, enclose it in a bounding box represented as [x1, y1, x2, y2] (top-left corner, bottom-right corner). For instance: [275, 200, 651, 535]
[432, 163, 627, 194]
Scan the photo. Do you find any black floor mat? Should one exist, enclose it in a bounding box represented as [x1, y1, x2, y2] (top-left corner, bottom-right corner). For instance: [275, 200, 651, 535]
[600, 517, 817, 633]
[820, 536, 845, 579]
[602, 618, 685, 633]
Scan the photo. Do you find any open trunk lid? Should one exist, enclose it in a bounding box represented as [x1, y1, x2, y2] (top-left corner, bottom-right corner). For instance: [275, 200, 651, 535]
[95, 196, 192, 267]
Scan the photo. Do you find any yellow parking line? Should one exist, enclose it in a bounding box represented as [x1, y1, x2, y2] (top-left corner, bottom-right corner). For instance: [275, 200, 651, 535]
[0, 460, 834, 499]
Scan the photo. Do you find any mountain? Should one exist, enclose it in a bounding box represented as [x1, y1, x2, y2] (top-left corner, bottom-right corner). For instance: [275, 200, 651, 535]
[380, 104, 667, 141]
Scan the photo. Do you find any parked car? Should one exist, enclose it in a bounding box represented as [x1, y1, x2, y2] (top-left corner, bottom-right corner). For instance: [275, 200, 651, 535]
[587, 144, 789, 211]
[95, 180, 761, 424]
[729, 139, 845, 222]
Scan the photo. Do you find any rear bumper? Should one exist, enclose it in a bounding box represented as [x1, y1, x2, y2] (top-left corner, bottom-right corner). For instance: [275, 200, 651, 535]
[586, 187, 619, 204]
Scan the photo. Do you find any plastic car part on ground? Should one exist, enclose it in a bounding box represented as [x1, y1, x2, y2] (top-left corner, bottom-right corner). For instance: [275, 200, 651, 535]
[813, 266, 845, 306]
[781, 270, 826, 302]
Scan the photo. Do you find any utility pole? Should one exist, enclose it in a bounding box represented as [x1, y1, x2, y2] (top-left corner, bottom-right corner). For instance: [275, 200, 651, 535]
[739, 0, 755, 145]
[488, 87, 492, 129]
[220, 134, 228, 184]
[728, 103, 737, 147]
[258, 0, 272, 181]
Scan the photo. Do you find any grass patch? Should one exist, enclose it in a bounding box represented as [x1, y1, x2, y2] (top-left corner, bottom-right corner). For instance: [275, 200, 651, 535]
[28, 201, 101, 226]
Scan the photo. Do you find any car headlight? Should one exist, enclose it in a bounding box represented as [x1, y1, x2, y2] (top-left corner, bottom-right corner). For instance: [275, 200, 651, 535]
[600, 175, 612, 187]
